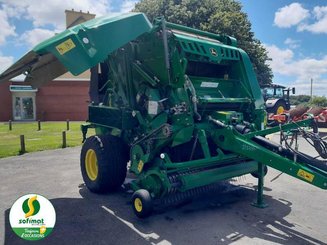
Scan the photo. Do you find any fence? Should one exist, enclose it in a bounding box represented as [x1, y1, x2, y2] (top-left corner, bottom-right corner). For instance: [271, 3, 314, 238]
[0, 120, 83, 158]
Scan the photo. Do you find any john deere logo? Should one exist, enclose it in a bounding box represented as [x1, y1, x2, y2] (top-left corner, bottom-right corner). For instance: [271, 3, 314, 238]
[22, 196, 40, 218]
[9, 194, 56, 241]
[209, 48, 218, 57]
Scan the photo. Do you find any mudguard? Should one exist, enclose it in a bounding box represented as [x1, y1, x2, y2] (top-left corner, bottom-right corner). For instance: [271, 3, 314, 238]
[265, 98, 279, 109]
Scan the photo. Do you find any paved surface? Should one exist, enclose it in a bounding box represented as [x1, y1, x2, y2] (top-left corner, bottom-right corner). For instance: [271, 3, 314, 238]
[0, 136, 326, 245]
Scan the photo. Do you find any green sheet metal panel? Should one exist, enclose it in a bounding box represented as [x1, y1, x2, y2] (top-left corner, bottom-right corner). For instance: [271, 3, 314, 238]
[88, 106, 138, 130]
[0, 13, 152, 86]
[173, 33, 240, 63]
[34, 12, 152, 75]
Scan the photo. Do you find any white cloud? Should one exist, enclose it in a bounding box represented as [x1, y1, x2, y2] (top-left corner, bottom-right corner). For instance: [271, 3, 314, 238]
[274, 3, 309, 28]
[119, 0, 138, 13]
[0, 0, 110, 30]
[284, 38, 301, 49]
[274, 4, 327, 34]
[264, 45, 294, 72]
[265, 44, 327, 80]
[298, 6, 327, 34]
[287, 79, 327, 96]
[20, 28, 57, 48]
[1, 3, 24, 18]
[265, 44, 327, 95]
[0, 55, 14, 73]
[0, 9, 17, 45]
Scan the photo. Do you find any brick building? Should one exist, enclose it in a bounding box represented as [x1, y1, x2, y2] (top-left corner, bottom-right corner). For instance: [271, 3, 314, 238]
[0, 10, 95, 121]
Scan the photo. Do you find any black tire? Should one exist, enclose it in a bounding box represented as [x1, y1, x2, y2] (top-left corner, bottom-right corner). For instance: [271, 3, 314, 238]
[132, 189, 153, 218]
[80, 135, 128, 193]
[267, 100, 287, 126]
[272, 100, 287, 115]
[251, 165, 268, 178]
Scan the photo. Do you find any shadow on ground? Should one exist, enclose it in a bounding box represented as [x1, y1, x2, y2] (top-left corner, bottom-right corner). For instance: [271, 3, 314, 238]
[4, 183, 325, 245]
[319, 131, 327, 138]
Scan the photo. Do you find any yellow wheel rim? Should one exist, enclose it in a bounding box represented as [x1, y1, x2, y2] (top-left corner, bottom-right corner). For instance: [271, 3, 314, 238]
[276, 106, 285, 115]
[134, 198, 143, 212]
[85, 149, 98, 181]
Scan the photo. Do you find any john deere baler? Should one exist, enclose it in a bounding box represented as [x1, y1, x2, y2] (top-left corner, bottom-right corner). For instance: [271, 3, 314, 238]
[1, 13, 326, 218]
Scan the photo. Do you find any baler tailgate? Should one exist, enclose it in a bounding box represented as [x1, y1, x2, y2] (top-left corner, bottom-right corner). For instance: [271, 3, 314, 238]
[0, 13, 152, 88]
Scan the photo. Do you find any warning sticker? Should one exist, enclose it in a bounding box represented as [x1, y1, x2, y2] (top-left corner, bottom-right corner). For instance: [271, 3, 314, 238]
[56, 39, 76, 55]
[137, 160, 144, 173]
[297, 169, 315, 182]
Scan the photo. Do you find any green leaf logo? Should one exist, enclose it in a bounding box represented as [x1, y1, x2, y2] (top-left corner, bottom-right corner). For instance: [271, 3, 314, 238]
[22, 195, 40, 218]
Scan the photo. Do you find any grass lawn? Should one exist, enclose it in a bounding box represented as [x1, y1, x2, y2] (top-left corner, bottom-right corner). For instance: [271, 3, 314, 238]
[0, 121, 94, 158]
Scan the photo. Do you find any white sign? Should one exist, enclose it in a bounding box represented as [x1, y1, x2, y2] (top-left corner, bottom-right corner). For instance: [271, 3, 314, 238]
[148, 101, 158, 115]
[200, 82, 219, 88]
[9, 194, 56, 241]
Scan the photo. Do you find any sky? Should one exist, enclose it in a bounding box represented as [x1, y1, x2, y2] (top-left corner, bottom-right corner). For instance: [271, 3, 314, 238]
[0, 0, 326, 96]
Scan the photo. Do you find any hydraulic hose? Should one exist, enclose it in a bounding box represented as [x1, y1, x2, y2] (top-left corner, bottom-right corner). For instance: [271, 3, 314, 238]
[253, 135, 327, 173]
[184, 75, 201, 121]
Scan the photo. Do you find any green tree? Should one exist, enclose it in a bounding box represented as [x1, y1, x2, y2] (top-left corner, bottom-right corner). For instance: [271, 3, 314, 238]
[290, 95, 327, 107]
[290, 95, 311, 105]
[134, 0, 273, 85]
[310, 96, 327, 107]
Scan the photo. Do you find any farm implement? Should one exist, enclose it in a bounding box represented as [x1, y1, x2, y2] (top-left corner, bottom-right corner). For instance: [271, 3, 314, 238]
[0, 13, 326, 217]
